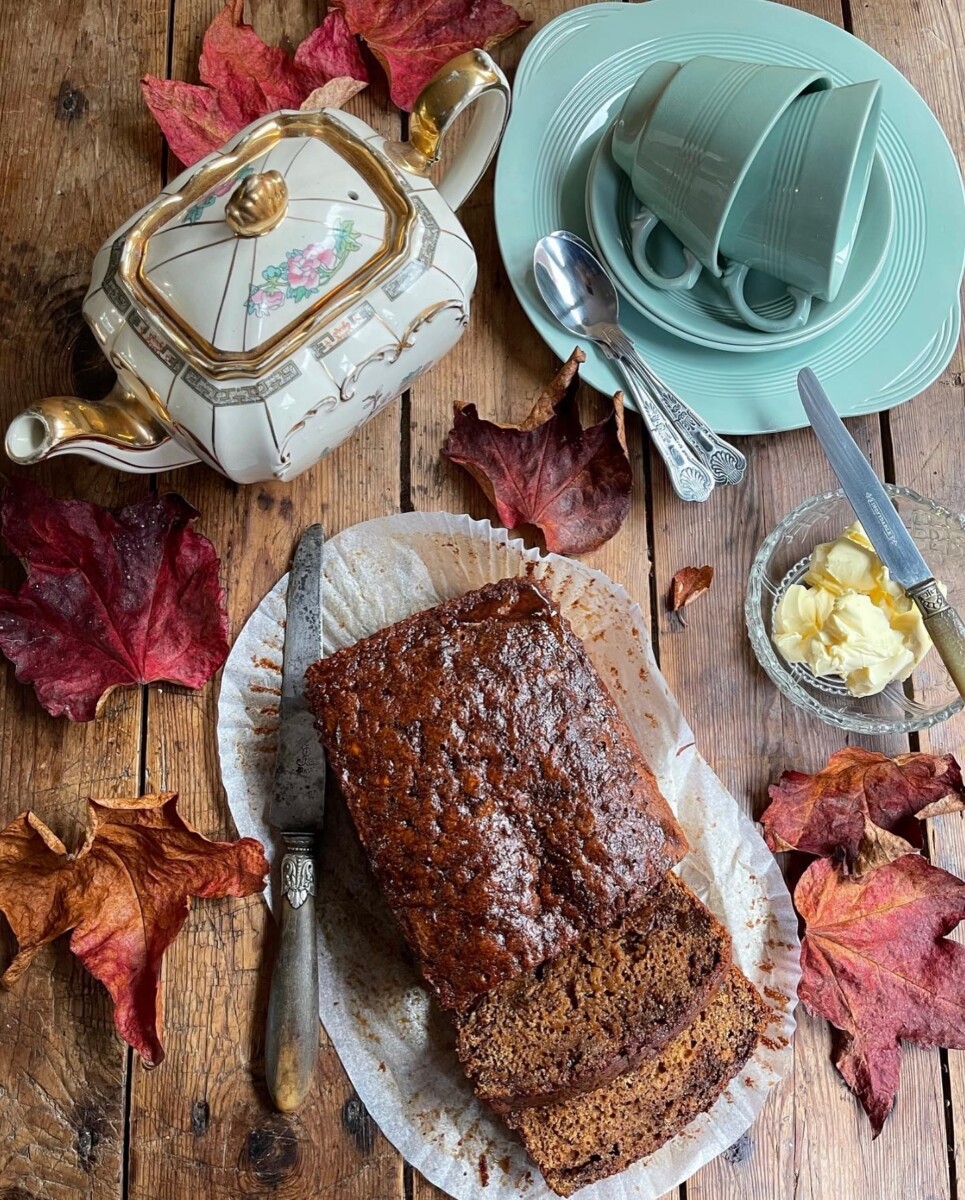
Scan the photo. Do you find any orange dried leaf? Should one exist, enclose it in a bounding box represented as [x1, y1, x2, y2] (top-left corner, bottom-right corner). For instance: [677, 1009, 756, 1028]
[669, 565, 714, 611]
[443, 349, 633, 557]
[0, 794, 268, 1065]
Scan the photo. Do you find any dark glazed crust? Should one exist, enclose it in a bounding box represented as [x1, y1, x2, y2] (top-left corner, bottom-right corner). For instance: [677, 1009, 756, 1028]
[306, 577, 687, 1011]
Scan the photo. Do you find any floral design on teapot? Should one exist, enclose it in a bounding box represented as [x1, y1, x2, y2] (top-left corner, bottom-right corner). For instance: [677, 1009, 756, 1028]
[182, 164, 255, 224]
[246, 219, 363, 317]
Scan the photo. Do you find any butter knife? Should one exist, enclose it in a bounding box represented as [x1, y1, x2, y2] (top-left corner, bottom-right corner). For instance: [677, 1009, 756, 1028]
[798, 368, 965, 700]
[265, 524, 326, 1111]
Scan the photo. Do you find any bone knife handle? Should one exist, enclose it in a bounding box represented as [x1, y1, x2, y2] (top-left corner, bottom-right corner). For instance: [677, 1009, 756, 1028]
[907, 579, 965, 702]
[266, 833, 319, 1112]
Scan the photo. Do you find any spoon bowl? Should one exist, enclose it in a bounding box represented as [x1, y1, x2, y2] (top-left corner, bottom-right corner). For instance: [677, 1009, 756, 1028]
[533, 232, 746, 490]
[534, 231, 624, 335]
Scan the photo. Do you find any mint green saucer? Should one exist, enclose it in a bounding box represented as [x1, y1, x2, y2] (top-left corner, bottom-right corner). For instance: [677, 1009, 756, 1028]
[586, 121, 895, 353]
[494, 0, 965, 435]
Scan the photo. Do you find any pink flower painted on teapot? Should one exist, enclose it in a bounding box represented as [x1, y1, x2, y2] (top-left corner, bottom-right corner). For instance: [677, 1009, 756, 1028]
[247, 288, 285, 318]
[245, 219, 363, 316]
[287, 244, 336, 290]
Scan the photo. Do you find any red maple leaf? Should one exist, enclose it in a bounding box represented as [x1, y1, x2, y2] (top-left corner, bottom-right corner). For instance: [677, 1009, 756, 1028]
[443, 349, 633, 557]
[0, 794, 268, 1065]
[141, 0, 368, 166]
[797, 853, 965, 1135]
[761, 747, 965, 874]
[0, 480, 230, 721]
[333, 0, 528, 110]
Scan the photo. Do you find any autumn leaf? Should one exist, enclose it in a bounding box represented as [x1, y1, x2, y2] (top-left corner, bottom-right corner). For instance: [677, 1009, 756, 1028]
[141, 0, 368, 166]
[0, 480, 230, 721]
[333, 0, 528, 110]
[669, 565, 713, 611]
[443, 349, 633, 557]
[0, 794, 268, 1065]
[761, 748, 965, 875]
[797, 853, 965, 1134]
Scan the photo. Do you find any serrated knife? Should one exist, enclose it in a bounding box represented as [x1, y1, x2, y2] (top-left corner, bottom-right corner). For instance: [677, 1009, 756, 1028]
[265, 524, 326, 1112]
[798, 368, 965, 700]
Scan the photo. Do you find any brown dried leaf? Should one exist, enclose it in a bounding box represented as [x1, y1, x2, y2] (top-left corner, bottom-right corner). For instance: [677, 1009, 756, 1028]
[669, 565, 714, 611]
[442, 349, 633, 557]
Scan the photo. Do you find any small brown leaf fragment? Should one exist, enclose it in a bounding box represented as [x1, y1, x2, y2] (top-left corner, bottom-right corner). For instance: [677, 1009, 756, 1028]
[669, 565, 714, 612]
[300, 76, 368, 111]
[442, 349, 633, 557]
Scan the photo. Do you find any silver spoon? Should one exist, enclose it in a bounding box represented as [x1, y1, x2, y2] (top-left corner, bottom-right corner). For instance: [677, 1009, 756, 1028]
[534, 232, 747, 492]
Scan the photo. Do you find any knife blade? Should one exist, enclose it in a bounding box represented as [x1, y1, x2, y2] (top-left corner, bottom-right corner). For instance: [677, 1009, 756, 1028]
[265, 523, 326, 1112]
[798, 368, 965, 701]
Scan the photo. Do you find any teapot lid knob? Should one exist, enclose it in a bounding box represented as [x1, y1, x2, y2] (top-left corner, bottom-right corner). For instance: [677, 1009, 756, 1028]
[225, 169, 289, 237]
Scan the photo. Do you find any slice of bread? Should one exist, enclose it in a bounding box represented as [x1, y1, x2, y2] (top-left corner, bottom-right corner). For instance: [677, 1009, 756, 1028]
[506, 965, 769, 1197]
[455, 873, 731, 1111]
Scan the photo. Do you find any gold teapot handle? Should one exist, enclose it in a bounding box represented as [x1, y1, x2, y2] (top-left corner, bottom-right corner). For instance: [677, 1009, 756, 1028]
[386, 49, 511, 211]
[6, 379, 171, 466]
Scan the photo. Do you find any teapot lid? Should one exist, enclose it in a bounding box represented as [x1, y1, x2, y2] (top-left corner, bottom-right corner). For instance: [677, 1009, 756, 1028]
[118, 113, 417, 378]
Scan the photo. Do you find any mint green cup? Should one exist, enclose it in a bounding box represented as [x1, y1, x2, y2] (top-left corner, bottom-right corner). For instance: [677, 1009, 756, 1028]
[614, 56, 832, 280]
[719, 80, 883, 326]
[613, 56, 851, 331]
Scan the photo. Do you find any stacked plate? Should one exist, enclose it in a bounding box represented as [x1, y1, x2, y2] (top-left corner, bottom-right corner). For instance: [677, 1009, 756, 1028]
[494, 0, 965, 435]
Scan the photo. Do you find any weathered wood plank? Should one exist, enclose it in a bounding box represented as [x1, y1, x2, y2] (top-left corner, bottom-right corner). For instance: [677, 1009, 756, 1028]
[670, 0, 951, 1193]
[125, 2, 405, 1198]
[0, 0, 166, 1193]
[409, 7, 659, 1198]
[849, 0, 965, 1179]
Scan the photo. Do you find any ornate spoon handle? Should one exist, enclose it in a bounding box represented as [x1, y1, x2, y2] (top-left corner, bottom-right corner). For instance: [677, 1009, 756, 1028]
[601, 344, 715, 503]
[606, 328, 747, 486]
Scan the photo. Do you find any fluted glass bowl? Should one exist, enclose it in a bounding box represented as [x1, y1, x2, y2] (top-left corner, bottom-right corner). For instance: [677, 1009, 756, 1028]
[746, 486, 965, 734]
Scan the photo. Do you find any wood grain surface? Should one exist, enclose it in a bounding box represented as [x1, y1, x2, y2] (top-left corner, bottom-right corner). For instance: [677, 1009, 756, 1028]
[0, 0, 962, 1197]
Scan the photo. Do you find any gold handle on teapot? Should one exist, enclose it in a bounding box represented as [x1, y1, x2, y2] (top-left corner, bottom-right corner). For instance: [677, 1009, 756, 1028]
[5, 379, 170, 465]
[385, 49, 511, 211]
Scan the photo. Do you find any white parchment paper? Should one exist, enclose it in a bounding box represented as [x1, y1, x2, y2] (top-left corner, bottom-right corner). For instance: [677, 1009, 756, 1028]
[217, 511, 800, 1200]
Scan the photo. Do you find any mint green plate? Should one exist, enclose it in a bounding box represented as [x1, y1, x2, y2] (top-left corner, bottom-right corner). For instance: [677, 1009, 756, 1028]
[586, 122, 895, 352]
[494, 0, 965, 434]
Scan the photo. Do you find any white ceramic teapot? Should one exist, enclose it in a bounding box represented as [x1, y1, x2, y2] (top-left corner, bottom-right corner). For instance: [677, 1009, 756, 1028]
[6, 51, 509, 484]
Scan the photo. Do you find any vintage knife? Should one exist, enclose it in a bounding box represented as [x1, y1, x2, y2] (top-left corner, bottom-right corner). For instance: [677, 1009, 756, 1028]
[798, 368, 965, 700]
[265, 524, 326, 1112]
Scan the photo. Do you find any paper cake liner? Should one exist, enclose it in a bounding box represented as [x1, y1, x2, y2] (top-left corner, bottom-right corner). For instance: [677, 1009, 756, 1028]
[217, 511, 800, 1200]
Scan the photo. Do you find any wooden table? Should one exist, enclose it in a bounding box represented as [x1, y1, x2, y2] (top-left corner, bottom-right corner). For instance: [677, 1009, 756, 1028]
[0, 0, 963, 1196]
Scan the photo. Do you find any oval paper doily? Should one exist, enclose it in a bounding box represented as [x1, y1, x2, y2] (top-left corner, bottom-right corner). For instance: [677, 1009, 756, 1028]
[217, 511, 800, 1200]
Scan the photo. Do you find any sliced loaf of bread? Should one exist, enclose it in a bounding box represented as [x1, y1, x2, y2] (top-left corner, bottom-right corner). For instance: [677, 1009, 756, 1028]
[454, 872, 731, 1111]
[506, 965, 769, 1197]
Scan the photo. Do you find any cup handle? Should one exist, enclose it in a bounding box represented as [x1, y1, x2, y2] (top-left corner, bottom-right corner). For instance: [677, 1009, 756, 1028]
[722, 261, 812, 333]
[629, 208, 702, 291]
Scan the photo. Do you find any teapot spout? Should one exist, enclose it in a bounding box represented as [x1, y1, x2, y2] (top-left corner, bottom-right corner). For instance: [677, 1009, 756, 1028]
[384, 49, 510, 211]
[6, 380, 187, 473]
